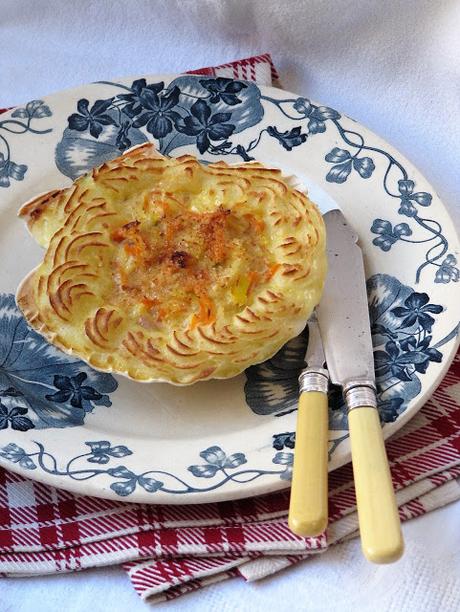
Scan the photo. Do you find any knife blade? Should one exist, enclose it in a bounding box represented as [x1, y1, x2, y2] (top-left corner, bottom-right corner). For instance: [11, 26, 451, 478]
[317, 209, 404, 564]
[316, 210, 375, 388]
[288, 313, 329, 537]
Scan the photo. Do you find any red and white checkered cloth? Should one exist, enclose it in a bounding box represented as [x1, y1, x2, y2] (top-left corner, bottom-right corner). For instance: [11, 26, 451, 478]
[1, 55, 459, 603]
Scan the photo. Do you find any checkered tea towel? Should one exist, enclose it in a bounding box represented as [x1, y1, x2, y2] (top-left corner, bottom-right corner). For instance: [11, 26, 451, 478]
[0, 55, 459, 604]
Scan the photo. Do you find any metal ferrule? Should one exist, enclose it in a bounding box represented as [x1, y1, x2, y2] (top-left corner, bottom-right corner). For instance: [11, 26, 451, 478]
[343, 380, 377, 411]
[299, 367, 329, 393]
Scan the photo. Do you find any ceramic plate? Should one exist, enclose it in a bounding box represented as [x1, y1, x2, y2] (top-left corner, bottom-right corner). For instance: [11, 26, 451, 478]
[0, 74, 458, 503]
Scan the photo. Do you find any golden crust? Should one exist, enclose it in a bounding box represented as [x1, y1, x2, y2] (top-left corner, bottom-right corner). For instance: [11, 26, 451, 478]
[16, 144, 326, 385]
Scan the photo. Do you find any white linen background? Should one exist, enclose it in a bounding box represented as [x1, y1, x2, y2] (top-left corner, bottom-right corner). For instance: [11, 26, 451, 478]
[1, 1, 459, 610]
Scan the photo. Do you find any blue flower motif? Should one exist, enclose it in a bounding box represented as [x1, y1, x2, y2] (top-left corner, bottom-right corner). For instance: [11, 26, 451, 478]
[292, 98, 339, 131]
[272, 432, 295, 450]
[371, 219, 412, 252]
[435, 255, 460, 284]
[68, 98, 115, 138]
[305, 106, 341, 134]
[188, 445, 247, 478]
[176, 99, 235, 153]
[325, 148, 375, 183]
[267, 126, 307, 151]
[107, 465, 163, 497]
[0, 293, 118, 429]
[131, 86, 181, 139]
[45, 372, 110, 409]
[0, 152, 27, 188]
[0, 443, 36, 470]
[199, 78, 248, 105]
[0, 402, 34, 431]
[11, 100, 52, 120]
[293, 97, 312, 116]
[272, 451, 293, 481]
[397, 180, 432, 217]
[399, 335, 442, 373]
[391, 292, 443, 332]
[246, 275, 445, 435]
[85, 440, 133, 464]
[116, 78, 164, 118]
[374, 340, 428, 381]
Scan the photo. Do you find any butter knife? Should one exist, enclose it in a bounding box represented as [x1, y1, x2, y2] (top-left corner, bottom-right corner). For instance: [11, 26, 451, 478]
[288, 313, 330, 537]
[316, 209, 404, 563]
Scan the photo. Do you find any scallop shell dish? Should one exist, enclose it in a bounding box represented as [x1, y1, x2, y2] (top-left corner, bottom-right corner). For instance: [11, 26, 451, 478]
[16, 144, 326, 384]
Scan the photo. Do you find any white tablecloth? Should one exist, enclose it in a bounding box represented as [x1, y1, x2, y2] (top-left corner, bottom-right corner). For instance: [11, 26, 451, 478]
[1, 1, 459, 609]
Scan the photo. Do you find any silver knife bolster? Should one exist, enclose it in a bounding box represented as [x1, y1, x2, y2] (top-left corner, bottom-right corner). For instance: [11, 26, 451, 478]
[299, 367, 329, 394]
[343, 380, 377, 411]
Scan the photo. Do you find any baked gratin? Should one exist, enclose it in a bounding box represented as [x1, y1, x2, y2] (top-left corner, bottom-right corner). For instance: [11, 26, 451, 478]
[17, 144, 326, 384]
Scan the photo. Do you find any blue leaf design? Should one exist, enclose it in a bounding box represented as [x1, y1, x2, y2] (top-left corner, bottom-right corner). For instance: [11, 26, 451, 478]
[188, 464, 220, 478]
[138, 475, 163, 493]
[272, 432, 295, 450]
[394, 223, 412, 237]
[411, 192, 432, 206]
[435, 255, 460, 284]
[293, 97, 312, 115]
[0, 443, 36, 469]
[307, 118, 326, 134]
[398, 180, 415, 195]
[272, 451, 293, 466]
[0, 293, 117, 429]
[352, 156, 375, 178]
[108, 445, 133, 458]
[7, 162, 27, 181]
[87, 454, 110, 465]
[25, 100, 52, 118]
[11, 108, 28, 118]
[398, 199, 417, 217]
[11, 416, 34, 431]
[85, 441, 111, 452]
[370, 219, 412, 252]
[326, 160, 352, 183]
[312, 106, 340, 121]
[199, 446, 226, 466]
[107, 466, 136, 479]
[325, 148, 351, 163]
[110, 479, 137, 496]
[19, 455, 37, 470]
[223, 453, 247, 469]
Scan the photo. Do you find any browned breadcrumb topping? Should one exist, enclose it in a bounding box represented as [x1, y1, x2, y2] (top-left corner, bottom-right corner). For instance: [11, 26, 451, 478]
[110, 203, 270, 327]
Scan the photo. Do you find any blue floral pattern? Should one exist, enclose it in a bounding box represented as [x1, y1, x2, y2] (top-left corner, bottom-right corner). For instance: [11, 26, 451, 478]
[0, 100, 52, 188]
[188, 446, 247, 478]
[371, 220, 412, 252]
[0, 440, 291, 496]
[0, 293, 117, 429]
[55, 76, 263, 179]
[325, 147, 375, 183]
[246, 273, 448, 447]
[176, 99, 236, 154]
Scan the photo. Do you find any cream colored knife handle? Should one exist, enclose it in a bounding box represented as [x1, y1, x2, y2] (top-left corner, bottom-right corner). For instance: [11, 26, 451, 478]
[288, 390, 329, 537]
[348, 406, 404, 563]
